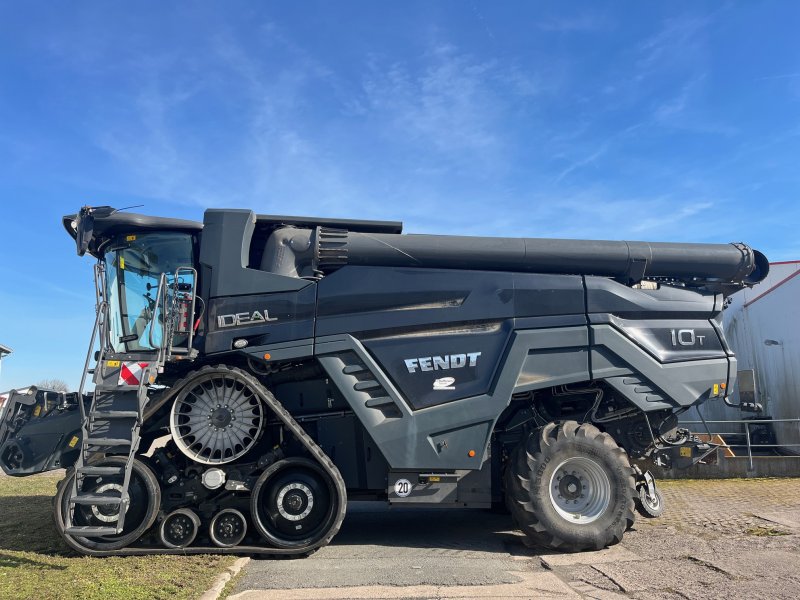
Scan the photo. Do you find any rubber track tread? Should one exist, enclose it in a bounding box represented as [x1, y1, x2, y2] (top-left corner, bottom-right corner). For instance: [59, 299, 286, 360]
[58, 364, 348, 557]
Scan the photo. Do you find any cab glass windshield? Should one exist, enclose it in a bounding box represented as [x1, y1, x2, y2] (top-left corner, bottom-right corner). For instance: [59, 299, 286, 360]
[104, 233, 194, 353]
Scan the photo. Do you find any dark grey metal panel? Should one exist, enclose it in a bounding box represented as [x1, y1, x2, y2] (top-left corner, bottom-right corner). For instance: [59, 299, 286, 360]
[514, 315, 587, 329]
[244, 338, 315, 362]
[203, 287, 316, 354]
[361, 322, 513, 409]
[316, 327, 590, 471]
[586, 277, 718, 319]
[387, 467, 492, 506]
[256, 214, 402, 234]
[512, 326, 590, 392]
[200, 209, 311, 297]
[591, 324, 729, 410]
[315, 267, 515, 337]
[513, 273, 585, 316]
[591, 315, 725, 363]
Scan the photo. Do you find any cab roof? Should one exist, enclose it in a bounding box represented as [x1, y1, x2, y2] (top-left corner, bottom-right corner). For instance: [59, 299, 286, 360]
[63, 206, 202, 258]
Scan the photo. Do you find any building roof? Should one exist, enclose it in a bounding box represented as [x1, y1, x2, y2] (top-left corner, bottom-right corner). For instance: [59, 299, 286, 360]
[0, 344, 12, 357]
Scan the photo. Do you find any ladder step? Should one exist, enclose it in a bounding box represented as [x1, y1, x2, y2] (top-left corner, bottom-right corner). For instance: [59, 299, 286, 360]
[70, 494, 123, 506]
[91, 410, 140, 420]
[95, 383, 140, 392]
[78, 466, 125, 477]
[86, 437, 132, 446]
[65, 525, 120, 536]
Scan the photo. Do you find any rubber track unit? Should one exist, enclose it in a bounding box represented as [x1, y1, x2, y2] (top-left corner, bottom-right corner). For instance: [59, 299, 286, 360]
[55, 364, 348, 557]
[505, 420, 637, 552]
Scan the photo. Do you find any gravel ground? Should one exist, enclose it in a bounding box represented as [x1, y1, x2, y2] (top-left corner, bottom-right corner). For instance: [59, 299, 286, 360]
[230, 478, 800, 600]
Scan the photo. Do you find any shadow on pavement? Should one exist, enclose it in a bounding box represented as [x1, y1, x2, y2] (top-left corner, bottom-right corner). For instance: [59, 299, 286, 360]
[325, 502, 542, 557]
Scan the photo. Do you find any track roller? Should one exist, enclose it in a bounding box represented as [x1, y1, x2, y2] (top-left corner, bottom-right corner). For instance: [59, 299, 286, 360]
[210, 508, 248, 548]
[160, 508, 201, 549]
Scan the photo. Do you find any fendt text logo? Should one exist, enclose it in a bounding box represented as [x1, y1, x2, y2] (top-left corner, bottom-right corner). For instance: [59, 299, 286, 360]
[217, 310, 278, 328]
[404, 352, 481, 374]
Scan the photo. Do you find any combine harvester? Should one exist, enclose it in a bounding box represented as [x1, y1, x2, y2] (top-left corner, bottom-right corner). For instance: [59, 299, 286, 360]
[0, 206, 768, 556]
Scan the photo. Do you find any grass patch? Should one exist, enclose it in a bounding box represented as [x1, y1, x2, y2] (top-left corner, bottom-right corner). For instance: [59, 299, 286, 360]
[0, 474, 235, 600]
[744, 525, 789, 537]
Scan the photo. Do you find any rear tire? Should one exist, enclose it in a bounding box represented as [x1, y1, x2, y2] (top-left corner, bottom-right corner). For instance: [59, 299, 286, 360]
[505, 421, 636, 551]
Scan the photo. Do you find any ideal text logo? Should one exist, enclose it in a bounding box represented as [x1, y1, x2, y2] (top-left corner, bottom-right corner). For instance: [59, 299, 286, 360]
[217, 310, 278, 328]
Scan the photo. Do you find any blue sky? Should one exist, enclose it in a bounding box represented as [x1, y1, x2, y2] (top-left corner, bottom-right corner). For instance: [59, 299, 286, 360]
[1, 2, 798, 389]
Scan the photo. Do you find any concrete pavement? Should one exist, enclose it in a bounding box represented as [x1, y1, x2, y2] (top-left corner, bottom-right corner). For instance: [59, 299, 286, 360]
[229, 478, 800, 600]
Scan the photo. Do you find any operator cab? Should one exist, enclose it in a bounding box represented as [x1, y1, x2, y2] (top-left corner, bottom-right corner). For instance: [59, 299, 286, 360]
[63, 206, 203, 359]
[103, 233, 195, 353]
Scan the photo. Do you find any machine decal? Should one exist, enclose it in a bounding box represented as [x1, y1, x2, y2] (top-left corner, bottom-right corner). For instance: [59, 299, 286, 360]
[669, 329, 706, 346]
[433, 377, 456, 390]
[118, 362, 149, 386]
[394, 479, 412, 497]
[217, 309, 278, 328]
[404, 352, 481, 373]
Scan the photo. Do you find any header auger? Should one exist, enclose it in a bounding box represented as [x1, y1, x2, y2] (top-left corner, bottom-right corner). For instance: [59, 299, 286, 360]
[0, 205, 767, 556]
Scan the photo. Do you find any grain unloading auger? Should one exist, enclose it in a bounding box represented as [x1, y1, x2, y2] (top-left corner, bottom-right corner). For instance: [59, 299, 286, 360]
[0, 205, 768, 555]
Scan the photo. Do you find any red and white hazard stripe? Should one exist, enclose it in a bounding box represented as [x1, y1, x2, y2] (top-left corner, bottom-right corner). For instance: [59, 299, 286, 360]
[118, 362, 149, 386]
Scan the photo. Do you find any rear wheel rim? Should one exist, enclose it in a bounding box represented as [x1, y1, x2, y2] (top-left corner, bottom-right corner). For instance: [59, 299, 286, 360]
[548, 456, 611, 525]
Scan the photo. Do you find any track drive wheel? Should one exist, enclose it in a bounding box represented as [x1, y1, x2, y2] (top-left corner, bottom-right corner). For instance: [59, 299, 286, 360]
[636, 483, 665, 518]
[505, 421, 637, 552]
[251, 457, 343, 550]
[54, 457, 161, 554]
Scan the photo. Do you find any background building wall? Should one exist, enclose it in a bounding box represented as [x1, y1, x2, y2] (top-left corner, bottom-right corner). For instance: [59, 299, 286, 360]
[703, 262, 800, 454]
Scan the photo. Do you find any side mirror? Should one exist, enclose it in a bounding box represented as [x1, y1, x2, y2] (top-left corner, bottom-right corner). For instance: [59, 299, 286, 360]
[75, 206, 95, 256]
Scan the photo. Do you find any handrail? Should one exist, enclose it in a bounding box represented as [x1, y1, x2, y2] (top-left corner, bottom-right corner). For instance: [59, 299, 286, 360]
[147, 273, 168, 350]
[168, 266, 198, 357]
[681, 418, 800, 424]
[78, 301, 106, 399]
[681, 417, 800, 471]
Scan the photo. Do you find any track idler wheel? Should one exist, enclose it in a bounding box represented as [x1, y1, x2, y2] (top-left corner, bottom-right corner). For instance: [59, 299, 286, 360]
[160, 508, 201, 548]
[55, 457, 161, 554]
[251, 457, 341, 549]
[210, 508, 248, 547]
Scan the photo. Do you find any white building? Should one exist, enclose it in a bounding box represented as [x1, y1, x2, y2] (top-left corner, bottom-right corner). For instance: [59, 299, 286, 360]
[0, 344, 11, 408]
[717, 261, 800, 454]
[0, 344, 11, 381]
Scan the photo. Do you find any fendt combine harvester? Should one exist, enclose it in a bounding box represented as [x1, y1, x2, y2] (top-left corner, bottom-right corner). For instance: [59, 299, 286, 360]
[0, 206, 767, 556]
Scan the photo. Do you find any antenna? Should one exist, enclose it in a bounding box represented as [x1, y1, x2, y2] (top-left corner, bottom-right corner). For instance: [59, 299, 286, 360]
[110, 204, 145, 215]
